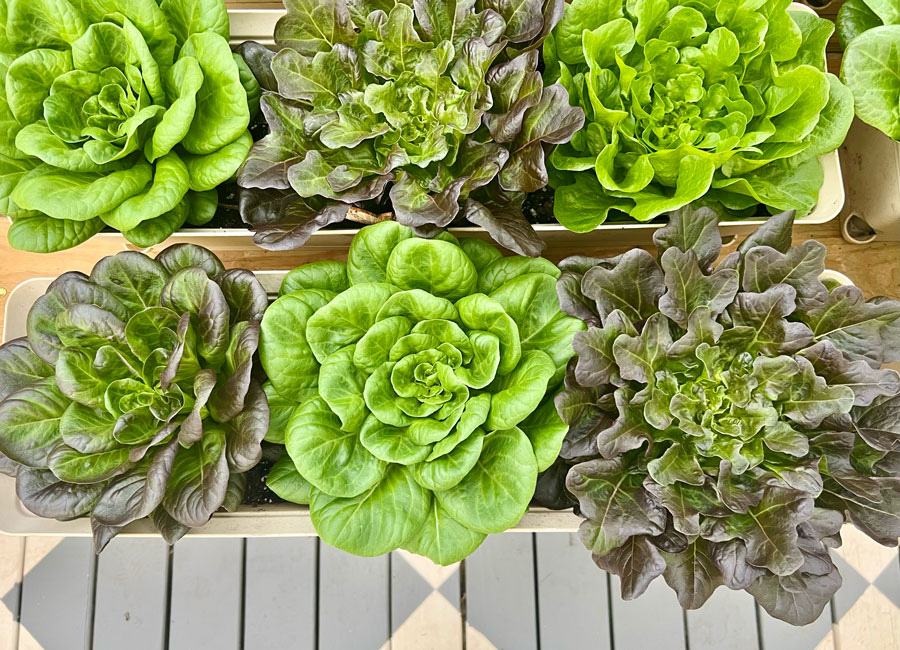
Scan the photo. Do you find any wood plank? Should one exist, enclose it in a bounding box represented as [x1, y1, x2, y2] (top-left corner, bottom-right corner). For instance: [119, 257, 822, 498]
[317, 544, 390, 650]
[243, 538, 317, 650]
[464, 534, 538, 650]
[17, 537, 93, 650]
[168, 538, 243, 650]
[390, 550, 462, 650]
[0, 536, 23, 650]
[685, 588, 760, 650]
[756, 603, 835, 650]
[93, 538, 168, 650]
[609, 575, 686, 650]
[535, 532, 611, 649]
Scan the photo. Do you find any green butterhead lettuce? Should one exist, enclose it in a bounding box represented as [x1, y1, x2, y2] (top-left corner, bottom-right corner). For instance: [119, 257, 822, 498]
[260, 221, 584, 563]
[0, 245, 269, 550]
[838, 0, 900, 140]
[550, 207, 900, 625]
[0, 0, 259, 252]
[545, 0, 854, 230]
[237, 0, 584, 256]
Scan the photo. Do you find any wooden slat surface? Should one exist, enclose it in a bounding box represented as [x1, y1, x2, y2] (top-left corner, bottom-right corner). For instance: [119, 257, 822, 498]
[609, 575, 687, 650]
[317, 545, 389, 650]
[17, 538, 94, 650]
[757, 604, 836, 650]
[7, 532, 900, 648]
[535, 533, 612, 649]
[243, 538, 317, 650]
[390, 551, 462, 650]
[685, 589, 760, 650]
[93, 538, 168, 650]
[465, 535, 538, 650]
[168, 538, 243, 650]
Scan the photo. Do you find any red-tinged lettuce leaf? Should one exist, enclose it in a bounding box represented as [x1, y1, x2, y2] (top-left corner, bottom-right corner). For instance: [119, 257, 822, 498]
[572, 311, 637, 387]
[463, 195, 545, 258]
[16, 467, 104, 521]
[567, 458, 667, 556]
[802, 286, 900, 367]
[150, 506, 191, 545]
[556, 270, 601, 326]
[581, 250, 665, 323]
[652, 205, 723, 270]
[737, 210, 796, 255]
[746, 553, 842, 626]
[729, 284, 815, 355]
[742, 240, 829, 309]
[595, 535, 666, 600]
[801, 340, 900, 407]
[700, 487, 813, 576]
[92, 439, 179, 527]
[162, 425, 230, 528]
[658, 248, 739, 328]
[660, 538, 723, 609]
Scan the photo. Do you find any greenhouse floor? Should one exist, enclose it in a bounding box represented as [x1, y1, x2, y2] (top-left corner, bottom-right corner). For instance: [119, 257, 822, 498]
[0, 528, 897, 650]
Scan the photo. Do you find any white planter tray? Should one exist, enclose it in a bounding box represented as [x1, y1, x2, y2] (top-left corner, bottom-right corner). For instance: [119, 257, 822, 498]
[0, 271, 582, 538]
[13, 4, 840, 251]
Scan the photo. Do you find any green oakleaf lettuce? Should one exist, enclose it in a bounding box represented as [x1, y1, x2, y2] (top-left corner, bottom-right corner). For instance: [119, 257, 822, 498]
[550, 206, 900, 625]
[0, 245, 269, 549]
[838, 0, 900, 140]
[0, 0, 259, 252]
[237, 0, 584, 256]
[260, 221, 584, 563]
[544, 0, 854, 231]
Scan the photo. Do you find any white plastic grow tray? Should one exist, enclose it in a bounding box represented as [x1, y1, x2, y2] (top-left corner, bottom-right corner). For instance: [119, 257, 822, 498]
[5, 4, 843, 250]
[0, 271, 582, 538]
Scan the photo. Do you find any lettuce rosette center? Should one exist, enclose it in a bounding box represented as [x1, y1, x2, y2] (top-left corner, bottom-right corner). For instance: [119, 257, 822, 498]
[260, 221, 585, 564]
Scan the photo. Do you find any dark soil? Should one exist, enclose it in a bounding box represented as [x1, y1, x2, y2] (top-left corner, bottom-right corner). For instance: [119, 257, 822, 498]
[242, 443, 288, 505]
[521, 186, 557, 223]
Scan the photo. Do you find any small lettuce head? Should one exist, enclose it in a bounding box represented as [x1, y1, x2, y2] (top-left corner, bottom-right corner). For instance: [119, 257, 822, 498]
[0, 245, 269, 550]
[237, 0, 584, 256]
[551, 206, 900, 625]
[0, 0, 259, 252]
[260, 221, 585, 564]
[544, 0, 854, 231]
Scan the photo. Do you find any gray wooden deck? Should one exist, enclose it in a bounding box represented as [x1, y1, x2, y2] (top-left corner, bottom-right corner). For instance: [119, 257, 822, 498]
[0, 529, 898, 650]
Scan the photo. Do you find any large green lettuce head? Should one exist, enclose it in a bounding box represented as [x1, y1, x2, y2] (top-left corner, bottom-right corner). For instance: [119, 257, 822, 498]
[544, 0, 854, 231]
[260, 221, 585, 563]
[237, 0, 584, 256]
[551, 207, 900, 625]
[837, 0, 900, 141]
[0, 0, 259, 252]
[0, 245, 269, 550]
